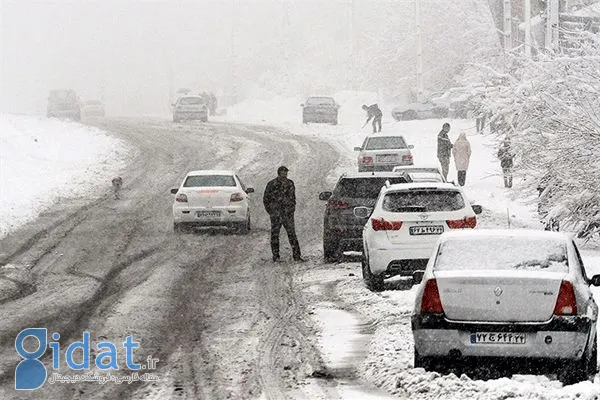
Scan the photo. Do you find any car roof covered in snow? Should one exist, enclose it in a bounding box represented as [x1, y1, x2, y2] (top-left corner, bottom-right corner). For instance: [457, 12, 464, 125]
[384, 182, 459, 191]
[186, 170, 235, 176]
[392, 165, 440, 171]
[439, 229, 572, 242]
[340, 171, 408, 179]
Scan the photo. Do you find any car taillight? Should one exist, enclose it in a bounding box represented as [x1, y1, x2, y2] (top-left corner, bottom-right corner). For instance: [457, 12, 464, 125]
[176, 193, 188, 203]
[553, 280, 578, 316]
[402, 154, 413, 162]
[371, 218, 402, 231]
[420, 279, 444, 314]
[361, 156, 373, 165]
[446, 216, 477, 229]
[230, 192, 244, 202]
[329, 200, 350, 210]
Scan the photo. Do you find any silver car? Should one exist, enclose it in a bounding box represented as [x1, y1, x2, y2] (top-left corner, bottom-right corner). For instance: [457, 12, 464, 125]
[411, 229, 600, 385]
[354, 135, 414, 172]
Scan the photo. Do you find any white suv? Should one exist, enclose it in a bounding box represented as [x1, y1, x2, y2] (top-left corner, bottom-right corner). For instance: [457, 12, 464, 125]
[357, 182, 482, 291]
[171, 170, 254, 233]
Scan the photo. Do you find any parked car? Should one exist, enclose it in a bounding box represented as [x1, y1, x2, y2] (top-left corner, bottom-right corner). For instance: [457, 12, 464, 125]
[173, 95, 208, 122]
[170, 170, 253, 233]
[411, 229, 600, 385]
[301, 96, 339, 125]
[357, 182, 482, 291]
[81, 100, 105, 118]
[354, 134, 414, 172]
[391, 100, 448, 121]
[319, 172, 411, 262]
[392, 165, 446, 183]
[47, 89, 81, 121]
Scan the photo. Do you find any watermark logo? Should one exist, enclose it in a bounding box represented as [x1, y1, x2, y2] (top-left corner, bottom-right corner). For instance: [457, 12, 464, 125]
[15, 328, 159, 390]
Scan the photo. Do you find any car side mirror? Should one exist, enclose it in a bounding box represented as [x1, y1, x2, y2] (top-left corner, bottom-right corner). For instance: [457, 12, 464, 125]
[353, 146, 362, 151]
[353, 206, 372, 219]
[245, 187, 254, 194]
[170, 188, 178, 194]
[408, 145, 414, 149]
[413, 270, 425, 285]
[319, 191, 332, 201]
[472, 205, 482, 215]
[590, 274, 600, 287]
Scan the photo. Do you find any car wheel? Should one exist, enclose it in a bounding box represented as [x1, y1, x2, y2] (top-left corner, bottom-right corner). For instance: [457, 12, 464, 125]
[362, 256, 384, 292]
[237, 214, 251, 235]
[558, 337, 595, 385]
[174, 223, 185, 234]
[323, 235, 340, 262]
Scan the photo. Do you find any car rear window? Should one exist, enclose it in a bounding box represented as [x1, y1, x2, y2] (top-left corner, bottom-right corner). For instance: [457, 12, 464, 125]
[406, 172, 444, 182]
[179, 97, 204, 105]
[434, 238, 568, 272]
[382, 190, 465, 212]
[334, 177, 408, 198]
[306, 97, 334, 106]
[365, 137, 407, 150]
[183, 175, 236, 187]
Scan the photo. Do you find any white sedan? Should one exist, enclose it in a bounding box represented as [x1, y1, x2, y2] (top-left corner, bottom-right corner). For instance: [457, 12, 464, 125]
[412, 229, 600, 385]
[357, 182, 482, 291]
[171, 170, 254, 233]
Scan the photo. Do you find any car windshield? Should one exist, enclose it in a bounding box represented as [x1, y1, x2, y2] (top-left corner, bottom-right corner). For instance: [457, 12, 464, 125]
[334, 177, 408, 198]
[382, 189, 464, 212]
[365, 136, 407, 150]
[306, 97, 334, 106]
[179, 97, 204, 105]
[434, 237, 569, 272]
[183, 175, 236, 187]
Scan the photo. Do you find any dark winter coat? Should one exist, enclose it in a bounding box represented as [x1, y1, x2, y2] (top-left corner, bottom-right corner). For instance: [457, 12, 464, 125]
[263, 177, 296, 215]
[497, 144, 514, 169]
[365, 104, 383, 122]
[437, 131, 453, 159]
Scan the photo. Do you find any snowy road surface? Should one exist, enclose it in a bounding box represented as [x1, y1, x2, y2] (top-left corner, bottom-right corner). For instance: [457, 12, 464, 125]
[1, 107, 600, 399]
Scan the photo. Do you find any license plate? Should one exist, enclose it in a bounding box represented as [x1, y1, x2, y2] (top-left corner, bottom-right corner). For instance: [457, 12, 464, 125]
[196, 211, 220, 218]
[409, 225, 444, 235]
[376, 154, 398, 163]
[470, 332, 526, 345]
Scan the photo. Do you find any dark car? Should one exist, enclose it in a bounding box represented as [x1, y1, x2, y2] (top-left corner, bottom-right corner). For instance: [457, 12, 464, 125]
[301, 96, 339, 125]
[319, 172, 411, 262]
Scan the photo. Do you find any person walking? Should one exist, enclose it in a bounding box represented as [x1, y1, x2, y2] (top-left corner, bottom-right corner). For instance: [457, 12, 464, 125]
[437, 123, 453, 181]
[452, 132, 471, 186]
[497, 138, 514, 188]
[263, 166, 305, 262]
[362, 104, 383, 133]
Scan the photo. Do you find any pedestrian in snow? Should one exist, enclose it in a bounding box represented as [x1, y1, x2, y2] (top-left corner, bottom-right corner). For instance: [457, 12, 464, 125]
[263, 166, 305, 262]
[497, 138, 514, 188]
[362, 104, 383, 133]
[452, 132, 471, 186]
[437, 123, 453, 181]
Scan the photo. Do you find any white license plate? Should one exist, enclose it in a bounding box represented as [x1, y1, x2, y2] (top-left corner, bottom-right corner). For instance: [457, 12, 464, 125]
[409, 225, 444, 235]
[470, 332, 527, 345]
[376, 154, 398, 163]
[196, 211, 220, 218]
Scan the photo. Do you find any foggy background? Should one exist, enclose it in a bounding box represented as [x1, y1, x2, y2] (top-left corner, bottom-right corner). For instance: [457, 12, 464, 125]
[0, 0, 498, 117]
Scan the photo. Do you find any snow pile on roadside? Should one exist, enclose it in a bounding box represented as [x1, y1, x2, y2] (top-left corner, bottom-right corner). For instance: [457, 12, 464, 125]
[0, 115, 131, 238]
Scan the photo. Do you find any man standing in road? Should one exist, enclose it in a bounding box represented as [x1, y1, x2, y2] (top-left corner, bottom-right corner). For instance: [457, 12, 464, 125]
[437, 122, 453, 181]
[362, 104, 383, 133]
[263, 166, 305, 262]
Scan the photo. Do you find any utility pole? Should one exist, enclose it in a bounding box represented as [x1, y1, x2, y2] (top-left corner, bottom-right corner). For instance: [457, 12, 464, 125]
[524, 0, 532, 57]
[415, 0, 423, 102]
[545, 0, 559, 51]
[503, 0, 513, 50]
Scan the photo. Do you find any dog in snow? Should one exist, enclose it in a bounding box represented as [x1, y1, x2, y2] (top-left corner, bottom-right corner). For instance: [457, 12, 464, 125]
[111, 177, 123, 199]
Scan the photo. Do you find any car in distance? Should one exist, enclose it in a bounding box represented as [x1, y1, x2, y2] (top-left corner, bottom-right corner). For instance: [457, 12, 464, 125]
[392, 165, 446, 183]
[47, 89, 81, 121]
[357, 182, 482, 291]
[173, 95, 208, 122]
[319, 172, 411, 262]
[301, 96, 339, 125]
[354, 135, 414, 172]
[81, 100, 106, 118]
[391, 100, 448, 121]
[411, 229, 600, 385]
[171, 170, 254, 233]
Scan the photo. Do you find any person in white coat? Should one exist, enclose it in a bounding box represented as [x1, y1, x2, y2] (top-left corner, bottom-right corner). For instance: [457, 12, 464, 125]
[452, 132, 471, 186]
